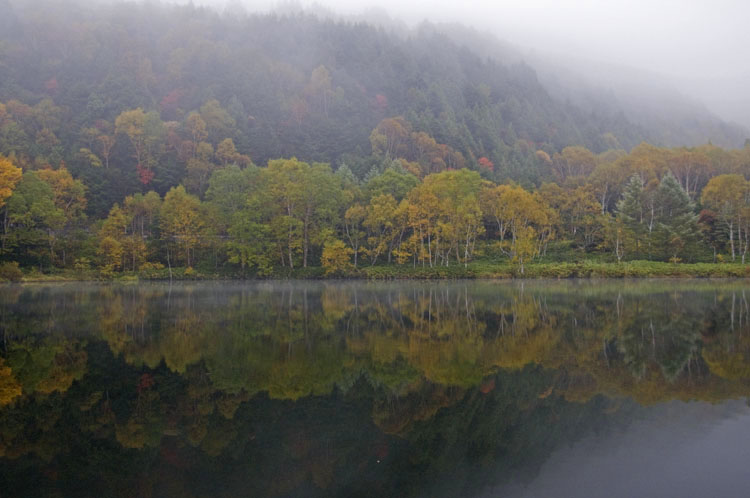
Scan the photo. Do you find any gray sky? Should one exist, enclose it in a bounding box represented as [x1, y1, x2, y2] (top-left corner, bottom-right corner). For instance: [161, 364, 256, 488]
[180, 0, 750, 128]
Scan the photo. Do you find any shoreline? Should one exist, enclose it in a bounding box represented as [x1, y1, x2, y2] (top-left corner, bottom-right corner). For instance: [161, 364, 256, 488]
[10, 261, 750, 283]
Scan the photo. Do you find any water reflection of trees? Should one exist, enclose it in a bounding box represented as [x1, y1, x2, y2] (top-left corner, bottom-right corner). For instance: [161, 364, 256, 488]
[4, 283, 750, 405]
[2, 283, 750, 496]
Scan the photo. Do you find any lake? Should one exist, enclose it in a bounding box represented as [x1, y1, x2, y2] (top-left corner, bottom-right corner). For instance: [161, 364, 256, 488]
[1, 280, 750, 497]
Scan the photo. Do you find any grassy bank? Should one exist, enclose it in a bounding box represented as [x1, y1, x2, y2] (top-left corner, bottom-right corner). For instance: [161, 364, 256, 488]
[358, 261, 750, 279]
[8, 260, 750, 283]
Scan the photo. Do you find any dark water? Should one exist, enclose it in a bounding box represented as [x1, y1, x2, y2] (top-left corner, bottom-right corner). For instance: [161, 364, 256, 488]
[1, 280, 750, 497]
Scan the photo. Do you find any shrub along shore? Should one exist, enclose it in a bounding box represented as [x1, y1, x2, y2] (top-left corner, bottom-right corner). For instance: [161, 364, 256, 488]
[8, 260, 750, 283]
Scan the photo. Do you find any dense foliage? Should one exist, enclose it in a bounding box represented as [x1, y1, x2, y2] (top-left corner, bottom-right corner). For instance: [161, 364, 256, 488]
[0, 0, 749, 276]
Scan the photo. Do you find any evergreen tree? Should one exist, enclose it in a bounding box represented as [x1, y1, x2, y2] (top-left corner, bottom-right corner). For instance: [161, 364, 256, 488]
[653, 172, 701, 262]
[335, 163, 357, 187]
[616, 175, 647, 259]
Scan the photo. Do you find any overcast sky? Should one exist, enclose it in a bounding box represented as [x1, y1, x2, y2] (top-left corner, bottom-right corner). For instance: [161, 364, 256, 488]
[177, 0, 750, 128]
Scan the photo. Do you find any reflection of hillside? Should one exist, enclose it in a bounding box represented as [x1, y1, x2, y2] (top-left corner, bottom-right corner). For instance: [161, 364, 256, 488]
[3, 284, 750, 398]
[4, 283, 750, 404]
[1, 282, 750, 496]
[86, 283, 750, 403]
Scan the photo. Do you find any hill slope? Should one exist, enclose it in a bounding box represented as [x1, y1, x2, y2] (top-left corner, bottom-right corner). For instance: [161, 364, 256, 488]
[0, 0, 745, 212]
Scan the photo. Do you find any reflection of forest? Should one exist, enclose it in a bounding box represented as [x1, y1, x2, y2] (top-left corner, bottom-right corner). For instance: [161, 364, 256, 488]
[1, 281, 750, 497]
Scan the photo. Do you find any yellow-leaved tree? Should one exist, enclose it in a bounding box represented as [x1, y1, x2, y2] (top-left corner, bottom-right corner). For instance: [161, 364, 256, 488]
[701, 174, 750, 262]
[160, 185, 204, 267]
[321, 239, 353, 275]
[480, 183, 554, 270]
[405, 169, 483, 267]
[0, 358, 22, 407]
[0, 156, 22, 209]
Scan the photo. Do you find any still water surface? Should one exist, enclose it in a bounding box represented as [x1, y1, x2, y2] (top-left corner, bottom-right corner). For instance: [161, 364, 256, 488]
[1, 280, 750, 497]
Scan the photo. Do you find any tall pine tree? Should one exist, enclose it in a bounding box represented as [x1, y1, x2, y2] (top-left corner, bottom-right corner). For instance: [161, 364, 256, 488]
[616, 175, 647, 259]
[653, 172, 701, 262]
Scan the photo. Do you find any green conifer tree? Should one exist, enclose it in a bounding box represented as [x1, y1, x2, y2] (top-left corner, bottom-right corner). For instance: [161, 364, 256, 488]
[653, 172, 701, 262]
[616, 175, 647, 259]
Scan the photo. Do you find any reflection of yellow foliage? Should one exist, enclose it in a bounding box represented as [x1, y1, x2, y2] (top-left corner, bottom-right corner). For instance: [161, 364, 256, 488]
[538, 385, 554, 399]
[320, 286, 352, 322]
[187, 421, 208, 447]
[79, 391, 103, 411]
[49, 283, 750, 414]
[487, 326, 559, 370]
[99, 295, 127, 354]
[703, 349, 750, 380]
[115, 419, 147, 449]
[558, 373, 600, 403]
[215, 392, 250, 419]
[373, 382, 464, 434]
[35, 349, 87, 395]
[267, 346, 344, 400]
[347, 332, 409, 365]
[201, 423, 237, 457]
[162, 312, 204, 374]
[409, 336, 486, 387]
[0, 358, 22, 406]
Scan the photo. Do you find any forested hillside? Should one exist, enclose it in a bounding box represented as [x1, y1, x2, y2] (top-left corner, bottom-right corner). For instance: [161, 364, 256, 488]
[0, 0, 646, 199]
[0, 0, 749, 278]
[428, 22, 749, 150]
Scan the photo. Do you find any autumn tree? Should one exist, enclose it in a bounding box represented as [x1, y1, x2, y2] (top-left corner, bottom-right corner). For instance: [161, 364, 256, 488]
[364, 194, 399, 265]
[185, 141, 216, 196]
[540, 183, 604, 251]
[417, 169, 484, 267]
[266, 159, 343, 268]
[115, 108, 165, 184]
[227, 206, 274, 276]
[5, 171, 65, 266]
[199, 99, 236, 145]
[80, 121, 116, 169]
[36, 167, 86, 221]
[0, 155, 22, 209]
[552, 146, 597, 181]
[35, 167, 87, 265]
[216, 138, 250, 166]
[668, 149, 711, 200]
[701, 174, 749, 261]
[365, 165, 418, 201]
[97, 204, 128, 272]
[321, 239, 353, 275]
[185, 112, 208, 150]
[480, 183, 554, 264]
[343, 204, 366, 267]
[123, 191, 162, 239]
[513, 226, 538, 274]
[222, 166, 275, 275]
[589, 160, 630, 214]
[205, 165, 260, 227]
[160, 185, 204, 267]
[0, 155, 22, 254]
[370, 117, 410, 159]
[602, 215, 629, 263]
[115, 109, 146, 171]
[305, 66, 333, 118]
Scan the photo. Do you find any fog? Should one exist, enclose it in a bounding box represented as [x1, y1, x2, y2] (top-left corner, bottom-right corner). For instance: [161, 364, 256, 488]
[173, 0, 750, 129]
